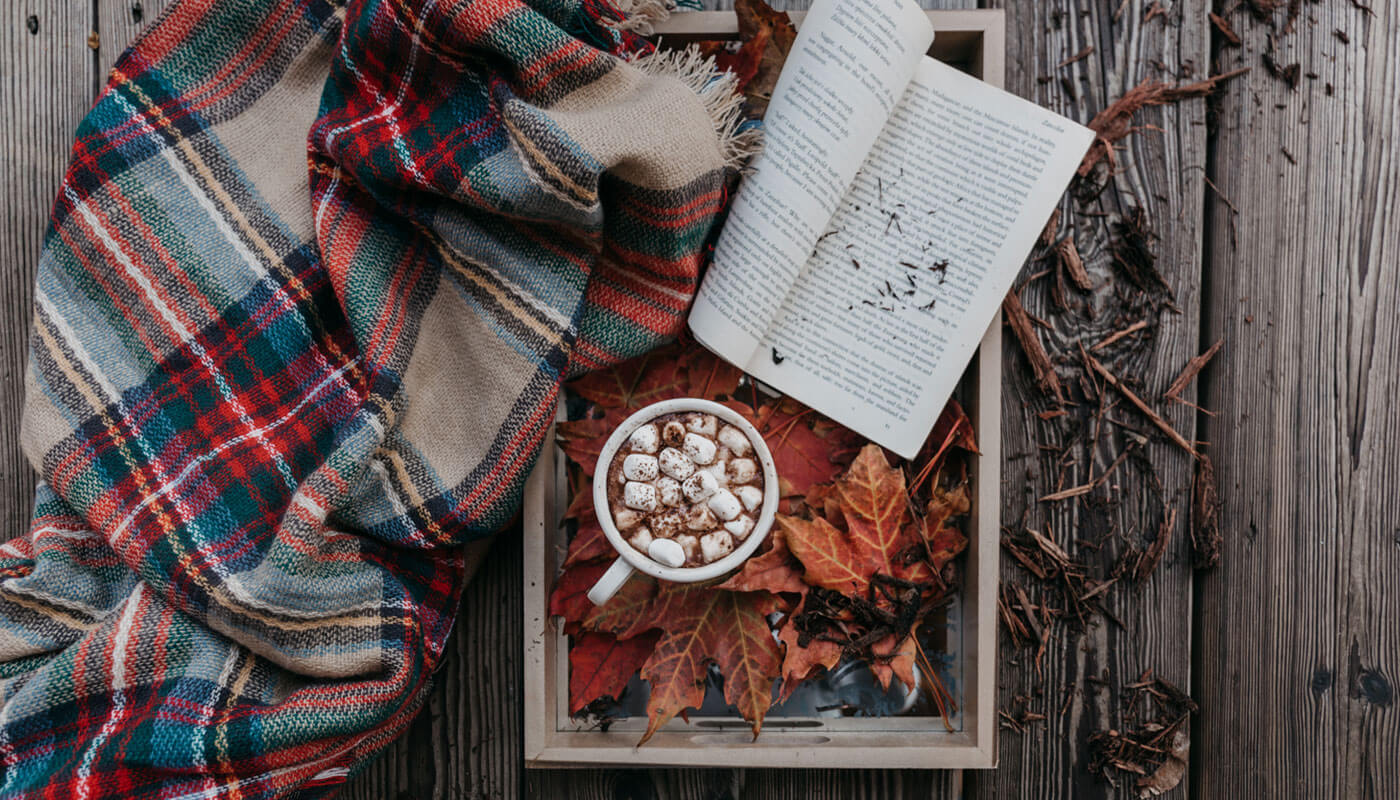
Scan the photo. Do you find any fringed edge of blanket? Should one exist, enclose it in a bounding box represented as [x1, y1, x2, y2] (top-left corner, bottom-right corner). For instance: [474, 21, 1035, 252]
[630, 46, 764, 171]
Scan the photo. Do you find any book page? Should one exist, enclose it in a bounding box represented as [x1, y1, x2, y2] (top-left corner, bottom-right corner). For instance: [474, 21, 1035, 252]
[743, 56, 1095, 458]
[688, 0, 935, 365]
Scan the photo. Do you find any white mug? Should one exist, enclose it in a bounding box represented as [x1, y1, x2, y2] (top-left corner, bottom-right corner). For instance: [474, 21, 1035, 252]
[585, 398, 780, 606]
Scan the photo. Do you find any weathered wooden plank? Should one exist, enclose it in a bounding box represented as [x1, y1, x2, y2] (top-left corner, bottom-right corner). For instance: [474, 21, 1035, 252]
[1194, 3, 1400, 798]
[99, 0, 174, 63]
[0, 4, 97, 534]
[970, 1, 1210, 798]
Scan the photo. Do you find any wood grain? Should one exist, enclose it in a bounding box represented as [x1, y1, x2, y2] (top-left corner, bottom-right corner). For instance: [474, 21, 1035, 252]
[972, 2, 1209, 798]
[1193, 3, 1400, 797]
[0, 4, 97, 534]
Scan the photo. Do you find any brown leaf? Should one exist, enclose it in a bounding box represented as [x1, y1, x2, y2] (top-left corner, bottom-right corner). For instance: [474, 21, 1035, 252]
[778, 515, 867, 594]
[921, 485, 971, 571]
[732, 0, 797, 114]
[638, 586, 782, 744]
[714, 525, 809, 596]
[1136, 727, 1189, 797]
[728, 398, 863, 499]
[776, 597, 843, 701]
[869, 634, 918, 692]
[569, 631, 659, 715]
[565, 341, 742, 412]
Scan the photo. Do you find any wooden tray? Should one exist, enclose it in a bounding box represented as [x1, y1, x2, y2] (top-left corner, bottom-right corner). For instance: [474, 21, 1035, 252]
[522, 9, 1003, 769]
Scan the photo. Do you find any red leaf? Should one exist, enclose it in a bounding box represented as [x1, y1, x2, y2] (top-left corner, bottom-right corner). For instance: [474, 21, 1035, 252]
[835, 445, 915, 579]
[581, 573, 659, 640]
[562, 507, 614, 568]
[548, 561, 610, 632]
[569, 631, 659, 715]
[555, 409, 630, 476]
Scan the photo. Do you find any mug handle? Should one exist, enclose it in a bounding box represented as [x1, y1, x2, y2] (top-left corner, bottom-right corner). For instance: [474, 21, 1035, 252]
[586, 556, 635, 606]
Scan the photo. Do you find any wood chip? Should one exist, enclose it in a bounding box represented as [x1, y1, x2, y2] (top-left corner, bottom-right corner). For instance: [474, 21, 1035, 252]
[1084, 351, 1199, 459]
[1210, 13, 1241, 46]
[1058, 45, 1094, 69]
[1164, 338, 1223, 401]
[1132, 507, 1176, 583]
[1056, 236, 1093, 291]
[1004, 290, 1065, 404]
[1191, 453, 1221, 569]
[1039, 207, 1062, 248]
[1079, 68, 1250, 177]
[1092, 319, 1149, 351]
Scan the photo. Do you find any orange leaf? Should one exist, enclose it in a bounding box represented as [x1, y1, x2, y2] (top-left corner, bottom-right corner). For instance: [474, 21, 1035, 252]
[922, 485, 971, 571]
[776, 597, 843, 702]
[569, 631, 659, 714]
[869, 634, 918, 693]
[728, 399, 862, 499]
[714, 525, 808, 596]
[778, 515, 867, 594]
[836, 445, 915, 578]
[638, 586, 782, 744]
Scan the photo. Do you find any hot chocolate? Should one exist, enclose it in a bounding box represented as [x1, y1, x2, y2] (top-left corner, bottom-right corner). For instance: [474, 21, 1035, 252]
[604, 410, 766, 569]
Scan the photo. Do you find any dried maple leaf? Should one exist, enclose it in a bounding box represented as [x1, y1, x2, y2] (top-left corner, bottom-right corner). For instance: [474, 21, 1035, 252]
[636, 585, 782, 744]
[835, 445, 915, 579]
[724, 398, 862, 500]
[910, 400, 977, 494]
[548, 561, 610, 634]
[775, 596, 843, 701]
[730, 0, 797, 115]
[582, 573, 659, 640]
[569, 631, 659, 714]
[868, 633, 918, 692]
[555, 409, 630, 476]
[562, 507, 612, 568]
[566, 341, 742, 412]
[714, 525, 808, 596]
[920, 484, 971, 571]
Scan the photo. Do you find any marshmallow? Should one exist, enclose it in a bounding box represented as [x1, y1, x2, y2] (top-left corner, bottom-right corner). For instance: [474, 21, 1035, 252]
[682, 470, 719, 503]
[628, 424, 660, 454]
[705, 460, 730, 487]
[661, 421, 687, 447]
[623, 481, 657, 512]
[735, 485, 763, 513]
[655, 476, 684, 507]
[707, 489, 743, 521]
[700, 530, 735, 563]
[658, 447, 695, 480]
[622, 453, 659, 482]
[675, 534, 700, 563]
[651, 510, 686, 538]
[724, 515, 755, 540]
[717, 425, 752, 456]
[613, 507, 643, 530]
[686, 505, 719, 531]
[628, 526, 654, 552]
[682, 433, 717, 465]
[685, 413, 717, 437]
[727, 458, 757, 484]
[648, 537, 686, 568]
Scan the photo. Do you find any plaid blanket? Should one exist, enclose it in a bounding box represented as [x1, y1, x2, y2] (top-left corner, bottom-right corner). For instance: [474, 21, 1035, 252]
[0, 0, 739, 796]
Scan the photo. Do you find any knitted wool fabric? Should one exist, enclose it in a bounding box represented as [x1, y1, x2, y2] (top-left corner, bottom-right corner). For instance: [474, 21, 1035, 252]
[0, 0, 737, 795]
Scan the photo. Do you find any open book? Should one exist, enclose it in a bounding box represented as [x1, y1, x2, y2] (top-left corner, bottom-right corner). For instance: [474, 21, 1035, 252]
[689, 0, 1093, 459]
